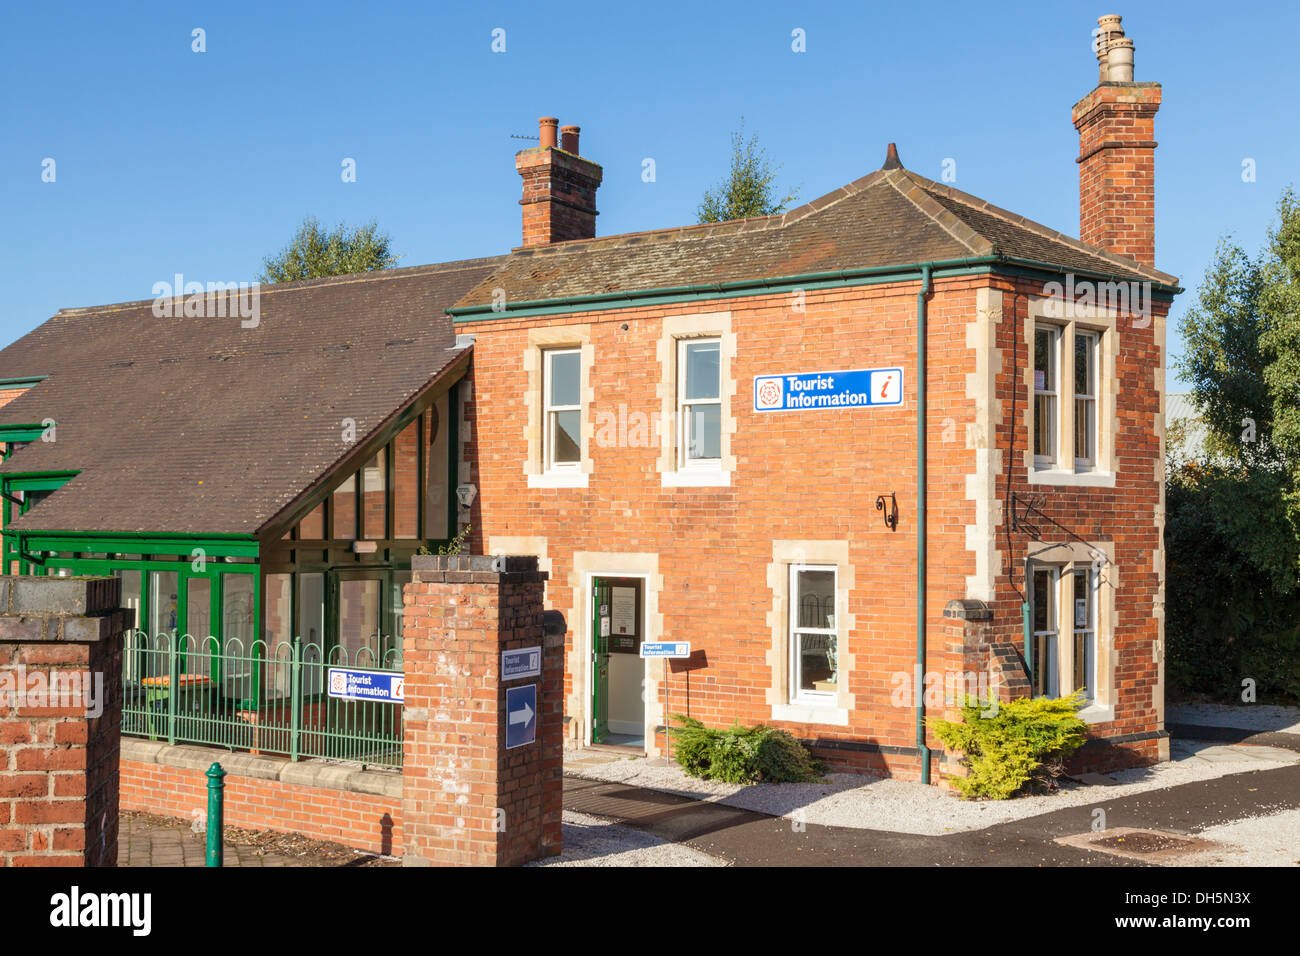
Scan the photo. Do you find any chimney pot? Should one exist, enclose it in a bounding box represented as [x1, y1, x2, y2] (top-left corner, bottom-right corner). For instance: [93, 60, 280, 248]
[560, 125, 580, 154]
[881, 142, 903, 170]
[538, 116, 559, 149]
[1106, 36, 1134, 82]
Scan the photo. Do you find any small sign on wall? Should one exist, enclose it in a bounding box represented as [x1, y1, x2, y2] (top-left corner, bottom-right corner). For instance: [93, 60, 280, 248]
[754, 367, 904, 412]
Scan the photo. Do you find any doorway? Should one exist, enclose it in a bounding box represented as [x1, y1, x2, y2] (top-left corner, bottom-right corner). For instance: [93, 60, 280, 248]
[590, 576, 645, 748]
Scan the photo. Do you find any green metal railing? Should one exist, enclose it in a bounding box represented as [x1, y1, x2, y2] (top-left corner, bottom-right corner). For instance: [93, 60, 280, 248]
[122, 631, 404, 769]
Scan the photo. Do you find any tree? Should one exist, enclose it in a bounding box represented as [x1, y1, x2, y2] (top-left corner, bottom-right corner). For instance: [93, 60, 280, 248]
[260, 217, 400, 284]
[1167, 189, 1300, 699]
[697, 120, 801, 224]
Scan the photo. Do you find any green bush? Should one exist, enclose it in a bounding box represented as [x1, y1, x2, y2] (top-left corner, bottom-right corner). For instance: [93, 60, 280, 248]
[668, 715, 825, 784]
[928, 692, 1089, 800]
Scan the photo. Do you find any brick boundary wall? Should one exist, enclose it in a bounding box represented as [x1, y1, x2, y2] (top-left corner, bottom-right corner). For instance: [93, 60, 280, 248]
[120, 740, 402, 856]
[0, 576, 127, 867]
[401, 554, 563, 866]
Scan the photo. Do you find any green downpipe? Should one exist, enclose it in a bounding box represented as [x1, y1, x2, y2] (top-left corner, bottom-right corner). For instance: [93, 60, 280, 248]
[916, 265, 933, 784]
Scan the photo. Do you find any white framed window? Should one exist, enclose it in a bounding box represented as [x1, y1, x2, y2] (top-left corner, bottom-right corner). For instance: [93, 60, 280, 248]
[1073, 331, 1098, 469]
[1033, 325, 1060, 469]
[543, 347, 582, 472]
[677, 337, 721, 468]
[789, 564, 838, 704]
[1030, 565, 1060, 698]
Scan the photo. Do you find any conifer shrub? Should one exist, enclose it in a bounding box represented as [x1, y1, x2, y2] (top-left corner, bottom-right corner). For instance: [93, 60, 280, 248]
[928, 692, 1089, 800]
[669, 715, 825, 784]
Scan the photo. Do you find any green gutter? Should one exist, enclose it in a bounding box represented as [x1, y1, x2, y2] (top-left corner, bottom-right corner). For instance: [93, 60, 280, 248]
[447, 254, 1180, 322]
[916, 265, 933, 785]
[0, 376, 48, 389]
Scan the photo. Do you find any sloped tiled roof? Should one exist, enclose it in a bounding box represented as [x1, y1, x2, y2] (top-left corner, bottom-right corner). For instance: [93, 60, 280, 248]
[0, 257, 501, 535]
[450, 167, 1178, 311]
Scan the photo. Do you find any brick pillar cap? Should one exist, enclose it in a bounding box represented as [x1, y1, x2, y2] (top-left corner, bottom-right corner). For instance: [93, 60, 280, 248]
[943, 599, 993, 621]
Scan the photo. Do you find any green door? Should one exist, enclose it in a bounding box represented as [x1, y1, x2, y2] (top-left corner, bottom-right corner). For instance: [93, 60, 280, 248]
[591, 579, 611, 744]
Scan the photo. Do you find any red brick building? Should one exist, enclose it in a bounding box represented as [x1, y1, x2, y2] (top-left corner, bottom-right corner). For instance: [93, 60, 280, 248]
[0, 14, 1177, 786]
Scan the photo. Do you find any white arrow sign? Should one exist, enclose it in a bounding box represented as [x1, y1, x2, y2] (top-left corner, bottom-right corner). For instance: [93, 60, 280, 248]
[509, 700, 534, 726]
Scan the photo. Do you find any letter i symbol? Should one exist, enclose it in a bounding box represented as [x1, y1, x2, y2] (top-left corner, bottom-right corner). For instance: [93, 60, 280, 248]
[880, 375, 892, 399]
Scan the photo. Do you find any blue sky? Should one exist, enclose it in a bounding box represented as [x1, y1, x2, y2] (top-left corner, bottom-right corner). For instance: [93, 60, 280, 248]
[2, 0, 1297, 386]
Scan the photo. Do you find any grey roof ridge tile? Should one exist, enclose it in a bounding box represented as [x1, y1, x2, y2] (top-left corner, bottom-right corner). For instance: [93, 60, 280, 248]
[908, 171, 1179, 285]
[883, 169, 994, 257]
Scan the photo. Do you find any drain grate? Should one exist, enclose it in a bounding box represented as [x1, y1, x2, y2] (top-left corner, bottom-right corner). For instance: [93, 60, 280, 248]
[1093, 831, 1196, 854]
[1055, 826, 1219, 862]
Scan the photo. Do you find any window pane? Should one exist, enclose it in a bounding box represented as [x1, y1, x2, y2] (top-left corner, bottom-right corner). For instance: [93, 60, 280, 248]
[149, 571, 179, 637]
[684, 342, 720, 400]
[1034, 328, 1055, 391]
[332, 473, 357, 541]
[552, 410, 581, 464]
[1074, 398, 1094, 461]
[1034, 395, 1055, 460]
[222, 575, 255, 649]
[298, 573, 326, 695]
[1074, 333, 1094, 396]
[1032, 570, 1053, 632]
[392, 419, 420, 539]
[796, 570, 836, 628]
[338, 579, 383, 665]
[1034, 634, 1059, 698]
[186, 578, 212, 642]
[1073, 569, 1093, 628]
[549, 351, 581, 407]
[798, 632, 836, 693]
[264, 574, 292, 698]
[424, 397, 449, 540]
[299, 502, 324, 539]
[687, 404, 721, 460]
[362, 451, 386, 540]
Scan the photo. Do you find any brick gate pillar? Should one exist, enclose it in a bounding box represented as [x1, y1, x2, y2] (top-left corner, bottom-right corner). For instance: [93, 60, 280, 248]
[400, 555, 562, 866]
[0, 576, 129, 867]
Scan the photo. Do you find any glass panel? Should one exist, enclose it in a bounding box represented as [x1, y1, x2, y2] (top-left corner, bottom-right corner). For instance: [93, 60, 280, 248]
[552, 410, 581, 464]
[332, 473, 357, 541]
[1074, 398, 1094, 461]
[298, 573, 326, 696]
[185, 577, 212, 646]
[148, 571, 179, 637]
[798, 632, 836, 694]
[684, 342, 720, 400]
[338, 578, 383, 666]
[1034, 327, 1055, 391]
[796, 571, 836, 628]
[424, 396, 449, 540]
[1074, 333, 1094, 396]
[392, 419, 420, 539]
[1034, 633, 1059, 698]
[548, 350, 581, 407]
[687, 404, 721, 460]
[1032, 570, 1053, 632]
[115, 569, 142, 682]
[221, 574, 256, 704]
[1034, 395, 1055, 461]
[388, 572, 411, 667]
[362, 451, 386, 540]
[299, 502, 324, 539]
[264, 574, 292, 699]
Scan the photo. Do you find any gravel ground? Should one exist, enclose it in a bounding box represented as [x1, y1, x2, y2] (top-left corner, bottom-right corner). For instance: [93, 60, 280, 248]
[1171, 807, 1300, 867]
[565, 744, 1300, 836]
[1168, 701, 1300, 734]
[526, 811, 728, 867]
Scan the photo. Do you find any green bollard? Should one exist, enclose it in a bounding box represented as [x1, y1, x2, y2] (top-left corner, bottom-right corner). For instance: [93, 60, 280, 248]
[205, 761, 226, 867]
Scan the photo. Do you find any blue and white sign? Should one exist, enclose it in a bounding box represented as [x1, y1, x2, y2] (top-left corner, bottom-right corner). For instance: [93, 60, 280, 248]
[753, 367, 904, 412]
[639, 641, 691, 659]
[502, 646, 542, 681]
[506, 684, 537, 749]
[327, 667, 404, 704]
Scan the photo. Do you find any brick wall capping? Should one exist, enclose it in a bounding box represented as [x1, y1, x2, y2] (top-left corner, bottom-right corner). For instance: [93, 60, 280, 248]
[121, 738, 403, 800]
[943, 598, 993, 621]
[1, 575, 121, 618]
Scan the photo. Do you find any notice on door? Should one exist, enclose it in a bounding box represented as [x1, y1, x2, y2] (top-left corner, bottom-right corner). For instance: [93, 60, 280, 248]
[611, 587, 636, 635]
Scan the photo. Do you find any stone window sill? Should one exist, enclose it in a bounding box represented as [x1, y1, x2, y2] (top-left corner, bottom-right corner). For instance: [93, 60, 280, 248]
[1027, 468, 1116, 488]
[771, 702, 849, 727]
[1077, 702, 1115, 725]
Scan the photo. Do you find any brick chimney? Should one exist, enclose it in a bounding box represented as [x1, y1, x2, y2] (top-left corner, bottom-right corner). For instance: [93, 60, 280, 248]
[515, 116, 603, 247]
[1071, 14, 1160, 266]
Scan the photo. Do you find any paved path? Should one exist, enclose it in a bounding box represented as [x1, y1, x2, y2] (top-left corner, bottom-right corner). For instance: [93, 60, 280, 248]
[121, 815, 302, 867]
[562, 753, 1300, 867]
